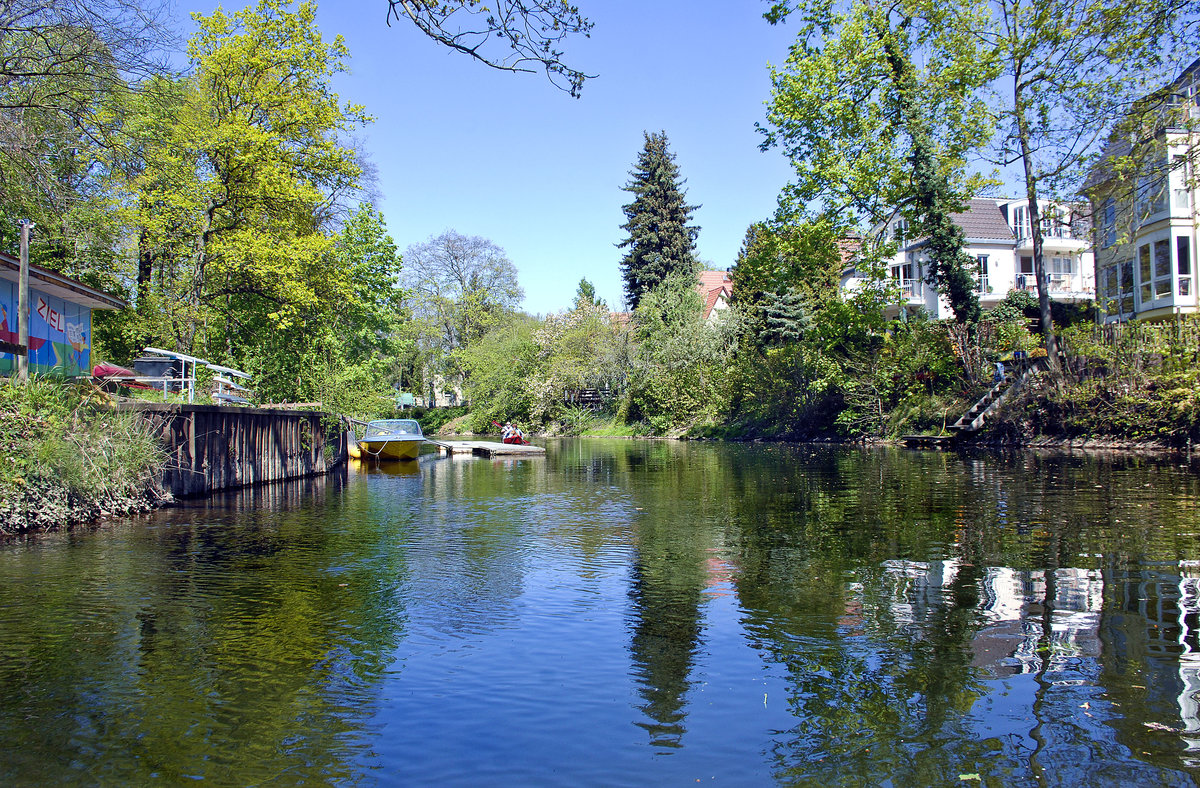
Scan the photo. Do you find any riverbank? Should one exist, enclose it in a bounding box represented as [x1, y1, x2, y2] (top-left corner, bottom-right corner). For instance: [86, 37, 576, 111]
[0, 379, 169, 535]
[6, 369, 1194, 537]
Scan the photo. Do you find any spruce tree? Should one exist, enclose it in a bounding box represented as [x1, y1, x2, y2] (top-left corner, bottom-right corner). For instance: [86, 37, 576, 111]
[617, 131, 700, 309]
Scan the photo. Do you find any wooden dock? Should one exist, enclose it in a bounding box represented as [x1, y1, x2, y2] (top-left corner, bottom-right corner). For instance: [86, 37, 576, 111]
[902, 434, 956, 449]
[426, 439, 546, 457]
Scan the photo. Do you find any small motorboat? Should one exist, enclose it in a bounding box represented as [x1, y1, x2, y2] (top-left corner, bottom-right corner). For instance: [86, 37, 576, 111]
[358, 418, 425, 461]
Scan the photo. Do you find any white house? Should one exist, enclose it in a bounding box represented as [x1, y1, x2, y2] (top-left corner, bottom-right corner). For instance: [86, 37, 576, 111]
[844, 199, 1094, 320]
[1086, 57, 1199, 323]
[697, 270, 732, 323]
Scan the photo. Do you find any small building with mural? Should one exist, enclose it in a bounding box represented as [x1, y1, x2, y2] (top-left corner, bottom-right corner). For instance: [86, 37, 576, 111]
[0, 251, 127, 377]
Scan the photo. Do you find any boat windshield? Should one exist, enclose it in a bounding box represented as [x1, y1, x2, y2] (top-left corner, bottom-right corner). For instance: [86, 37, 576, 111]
[363, 419, 424, 439]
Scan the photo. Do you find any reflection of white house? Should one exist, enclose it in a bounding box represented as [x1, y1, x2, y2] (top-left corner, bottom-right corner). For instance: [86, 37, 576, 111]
[869, 557, 1200, 761]
[1086, 57, 1199, 323]
[842, 199, 1094, 320]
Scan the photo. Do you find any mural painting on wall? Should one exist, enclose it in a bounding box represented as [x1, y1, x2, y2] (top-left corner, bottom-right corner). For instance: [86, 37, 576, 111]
[0, 281, 91, 376]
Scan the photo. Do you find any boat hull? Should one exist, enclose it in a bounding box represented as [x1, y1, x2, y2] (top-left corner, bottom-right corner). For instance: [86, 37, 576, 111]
[358, 438, 422, 461]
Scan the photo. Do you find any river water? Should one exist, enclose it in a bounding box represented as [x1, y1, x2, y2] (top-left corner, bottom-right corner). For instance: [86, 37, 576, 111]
[1, 439, 1199, 786]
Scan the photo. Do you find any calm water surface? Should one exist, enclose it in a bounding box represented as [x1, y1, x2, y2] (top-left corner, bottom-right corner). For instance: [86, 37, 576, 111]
[2, 440, 1200, 786]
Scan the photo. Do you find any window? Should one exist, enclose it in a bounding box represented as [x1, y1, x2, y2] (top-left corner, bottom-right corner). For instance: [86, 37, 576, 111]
[1139, 240, 1175, 304]
[1012, 205, 1029, 240]
[1102, 199, 1116, 247]
[1139, 244, 1153, 304]
[892, 220, 909, 245]
[1041, 209, 1069, 239]
[1101, 264, 1118, 300]
[1119, 260, 1135, 316]
[1048, 256, 1074, 292]
[1179, 236, 1192, 298]
[976, 255, 989, 293]
[1154, 239, 1172, 299]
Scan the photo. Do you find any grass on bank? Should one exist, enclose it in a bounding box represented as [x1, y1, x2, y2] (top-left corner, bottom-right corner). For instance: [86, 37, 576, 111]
[0, 377, 167, 533]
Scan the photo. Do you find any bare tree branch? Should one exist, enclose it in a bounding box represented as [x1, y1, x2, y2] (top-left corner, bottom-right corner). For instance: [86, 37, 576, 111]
[385, 0, 594, 97]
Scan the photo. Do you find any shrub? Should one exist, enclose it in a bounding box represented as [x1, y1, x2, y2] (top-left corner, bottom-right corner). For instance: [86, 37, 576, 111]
[0, 377, 167, 532]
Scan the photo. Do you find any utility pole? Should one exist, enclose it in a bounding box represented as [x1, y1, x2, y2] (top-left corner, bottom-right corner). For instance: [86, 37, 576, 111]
[17, 220, 33, 382]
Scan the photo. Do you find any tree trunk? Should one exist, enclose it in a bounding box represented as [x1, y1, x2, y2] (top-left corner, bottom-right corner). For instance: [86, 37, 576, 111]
[137, 226, 153, 308]
[1015, 106, 1060, 372]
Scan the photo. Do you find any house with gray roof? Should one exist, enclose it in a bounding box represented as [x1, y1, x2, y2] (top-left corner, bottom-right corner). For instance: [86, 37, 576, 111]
[842, 198, 1094, 320]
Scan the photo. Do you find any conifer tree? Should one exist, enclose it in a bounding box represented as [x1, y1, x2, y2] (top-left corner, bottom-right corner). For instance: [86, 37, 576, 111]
[617, 131, 700, 309]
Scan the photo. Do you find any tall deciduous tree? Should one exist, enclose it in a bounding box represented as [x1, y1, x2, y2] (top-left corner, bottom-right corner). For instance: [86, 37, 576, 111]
[761, 0, 996, 324]
[403, 230, 524, 385]
[978, 0, 1196, 368]
[0, 0, 173, 271]
[617, 131, 700, 310]
[127, 0, 369, 358]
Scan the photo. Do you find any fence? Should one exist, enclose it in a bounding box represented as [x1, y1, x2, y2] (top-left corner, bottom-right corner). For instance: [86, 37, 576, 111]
[119, 403, 346, 498]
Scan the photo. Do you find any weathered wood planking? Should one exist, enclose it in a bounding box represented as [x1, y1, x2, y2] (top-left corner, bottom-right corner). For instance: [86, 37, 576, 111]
[426, 439, 546, 457]
[119, 404, 346, 497]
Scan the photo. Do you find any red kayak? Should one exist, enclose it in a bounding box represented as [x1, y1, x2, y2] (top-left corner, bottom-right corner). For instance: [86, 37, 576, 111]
[493, 420, 530, 445]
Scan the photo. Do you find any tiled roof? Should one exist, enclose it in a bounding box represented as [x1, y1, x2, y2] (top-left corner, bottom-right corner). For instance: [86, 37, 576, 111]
[697, 270, 731, 293]
[703, 288, 725, 318]
[609, 311, 633, 329]
[952, 199, 1015, 241]
[697, 270, 732, 320]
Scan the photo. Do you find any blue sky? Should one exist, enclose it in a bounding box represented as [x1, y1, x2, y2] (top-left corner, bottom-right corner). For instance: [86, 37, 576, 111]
[171, 1, 801, 315]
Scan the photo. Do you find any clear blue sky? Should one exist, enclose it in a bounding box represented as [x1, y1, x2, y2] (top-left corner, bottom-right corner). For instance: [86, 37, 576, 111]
[171, 1, 800, 315]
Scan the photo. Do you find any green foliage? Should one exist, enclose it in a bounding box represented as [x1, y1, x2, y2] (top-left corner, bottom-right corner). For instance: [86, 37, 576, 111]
[0, 378, 166, 532]
[763, 0, 996, 325]
[731, 211, 846, 342]
[618, 131, 700, 309]
[984, 319, 1200, 445]
[624, 273, 737, 434]
[989, 289, 1039, 323]
[458, 313, 540, 432]
[530, 302, 626, 428]
[574, 278, 605, 309]
[761, 0, 997, 231]
[404, 230, 524, 397]
[111, 0, 372, 388]
[413, 404, 468, 435]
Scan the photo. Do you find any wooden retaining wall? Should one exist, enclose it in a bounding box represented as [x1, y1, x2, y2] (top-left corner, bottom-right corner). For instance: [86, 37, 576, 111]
[119, 404, 346, 498]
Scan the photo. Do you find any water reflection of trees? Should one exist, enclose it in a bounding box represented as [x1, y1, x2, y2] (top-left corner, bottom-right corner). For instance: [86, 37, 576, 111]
[0, 470, 409, 784]
[687, 444, 1200, 783]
